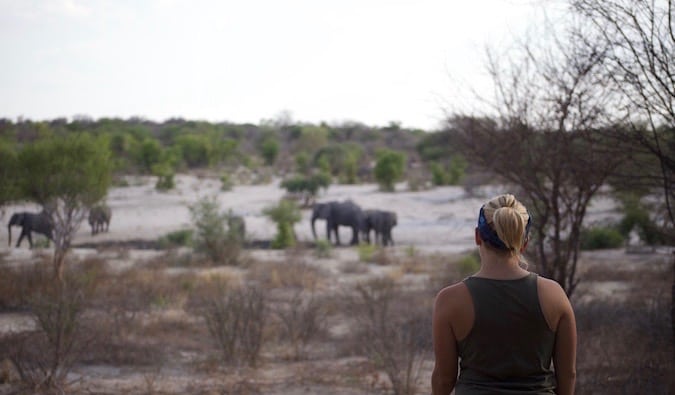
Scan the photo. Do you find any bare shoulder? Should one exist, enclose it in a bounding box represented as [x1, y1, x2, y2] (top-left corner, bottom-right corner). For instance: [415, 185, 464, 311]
[537, 276, 565, 294]
[536, 275, 573, 331]
[434, 281, 471, 313]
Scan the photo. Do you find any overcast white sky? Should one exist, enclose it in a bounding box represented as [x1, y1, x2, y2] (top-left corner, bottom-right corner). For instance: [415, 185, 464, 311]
[0, 0, 567, 130]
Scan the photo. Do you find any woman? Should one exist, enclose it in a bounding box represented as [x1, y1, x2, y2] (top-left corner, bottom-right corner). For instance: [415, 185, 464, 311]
[431, 194, 576, 394]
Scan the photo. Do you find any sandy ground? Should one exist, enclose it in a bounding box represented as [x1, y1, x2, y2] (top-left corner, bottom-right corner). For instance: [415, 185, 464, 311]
[1, 174, 500, 259]
[0, 174, 671, 394]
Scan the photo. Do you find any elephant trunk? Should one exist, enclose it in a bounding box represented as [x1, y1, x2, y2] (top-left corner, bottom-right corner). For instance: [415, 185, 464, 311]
[7, 224, 11, 247]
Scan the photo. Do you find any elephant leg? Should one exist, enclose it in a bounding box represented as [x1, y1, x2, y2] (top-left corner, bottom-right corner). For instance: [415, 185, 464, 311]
[350, 227, 358, 245]
[16, 228, 28, 248]
[334, 225, 341, 246]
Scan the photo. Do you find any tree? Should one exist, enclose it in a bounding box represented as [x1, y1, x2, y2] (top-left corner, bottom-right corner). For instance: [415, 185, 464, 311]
[572, 0, 675, 231]
[281, 172, 331, 207]
[374, 149, 406, 192]
[17, 133, 113, 279]
[452, 18, 622, 295]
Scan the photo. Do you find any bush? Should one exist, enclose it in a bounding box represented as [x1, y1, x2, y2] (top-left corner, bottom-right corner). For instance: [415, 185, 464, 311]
[152, 162, 175, 191]
[263, 199, 301, 249]
[260, 137, 279, 166]
[580, 226, 625, 250]
[158, 228, 193, 249]
[195, 282, 267, 367]
[346, 279, 428, 395]
[4, 263, 97, 391]
[314, 239, 332, 258]
[358, 243, 377, 262]
[374, 149, 406, 192]
[220, 173, 234, 191]
[275, 289, 328, 360]
[189, 196, 242, 264]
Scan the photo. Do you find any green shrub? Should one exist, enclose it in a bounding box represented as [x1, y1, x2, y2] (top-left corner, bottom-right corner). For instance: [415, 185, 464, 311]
[158, 229, 193, 249]
[314, 239, 332, 258]
[580, 227, 625, 250]
[220, 173, 234, 191]
[618, 195, 664, 246]
[374, 149, 406, 192]
[263, 199, 301, 249]
[260, 137, 279, 166]
[152, 162, 175, 190]
[358, 243, 377, 262]
[189, 196, 242, 264]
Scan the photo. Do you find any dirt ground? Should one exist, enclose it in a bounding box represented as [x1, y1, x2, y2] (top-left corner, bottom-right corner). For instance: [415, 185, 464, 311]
[0, 175, 672, 394]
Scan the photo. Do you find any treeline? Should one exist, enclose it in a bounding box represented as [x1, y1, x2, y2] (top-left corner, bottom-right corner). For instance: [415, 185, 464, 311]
[0, 117, 471, 190]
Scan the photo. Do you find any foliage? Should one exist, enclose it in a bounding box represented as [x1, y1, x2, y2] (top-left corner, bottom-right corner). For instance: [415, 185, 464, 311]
[314, 239, 332, 258]
[580, 226, 625, 250]
[158, 228, 193, 249]
[313, 143, 363, 181]
[263, 199, 301, 249]
[358, 243, 377, 262]
[17, 133, 113, 279]
[617, 194, 665, 246]
[0, 140, 18, 206]
[374, 149, 406, 192]
[132, 137, 162, 173]
[152, 162, 175, 191]
[260, 136, 279, 166]
[175, 134, 212, 168]
[281, 172, 331, 206]
[220, 172, 234, 191]
[189, 196, 242, 265]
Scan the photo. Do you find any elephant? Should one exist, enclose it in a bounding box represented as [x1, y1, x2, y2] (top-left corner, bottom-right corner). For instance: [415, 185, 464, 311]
[7, 210, 54, 248]
[88, 204, 112, 235]
[311, 200, 365, 246]
[363, 209, 397, 246]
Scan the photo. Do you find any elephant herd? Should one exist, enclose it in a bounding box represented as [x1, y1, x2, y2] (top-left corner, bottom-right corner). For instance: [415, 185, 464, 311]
[6, 204, 112, 249]
[6, 199, 395, 250]
[311, 200, 397, 247]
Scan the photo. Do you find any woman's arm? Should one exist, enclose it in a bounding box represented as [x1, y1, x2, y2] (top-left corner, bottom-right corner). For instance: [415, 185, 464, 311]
[431, 288, 458, 395]
[553, 290, 577, 395]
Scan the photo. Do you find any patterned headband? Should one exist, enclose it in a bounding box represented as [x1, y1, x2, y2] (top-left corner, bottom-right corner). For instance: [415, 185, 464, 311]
[477, 206, 531, 251]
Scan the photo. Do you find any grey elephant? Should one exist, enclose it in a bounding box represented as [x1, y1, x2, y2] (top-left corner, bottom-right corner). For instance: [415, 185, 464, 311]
[311, 200, 365, 246]
[363, 209, 397, 246]
[7, 210, 54, 248]
[88, 204, 112, 235]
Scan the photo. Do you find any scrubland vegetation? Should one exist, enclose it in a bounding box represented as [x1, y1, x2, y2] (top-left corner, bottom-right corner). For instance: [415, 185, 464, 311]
[1, 0, 674, 393]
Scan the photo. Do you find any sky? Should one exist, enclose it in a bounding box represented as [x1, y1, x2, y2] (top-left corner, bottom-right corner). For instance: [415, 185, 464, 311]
[0, 0, 567, 131]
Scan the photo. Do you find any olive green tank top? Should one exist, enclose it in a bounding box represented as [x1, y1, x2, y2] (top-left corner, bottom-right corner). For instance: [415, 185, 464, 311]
[456, 273, 556, 394]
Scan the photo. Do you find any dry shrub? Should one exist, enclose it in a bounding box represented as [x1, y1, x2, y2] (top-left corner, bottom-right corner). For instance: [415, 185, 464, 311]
[273, 289, 330, 360]
[188, 280, 268, 367]
[426, 253, 467, 293]
[246, 260, 325, 290]
[339, 260, 370, 274]
[0, 262, 99, 393]
[574, 263, 672, 394]
[0, 259, 53, 310]
[343, 278, 431, 395]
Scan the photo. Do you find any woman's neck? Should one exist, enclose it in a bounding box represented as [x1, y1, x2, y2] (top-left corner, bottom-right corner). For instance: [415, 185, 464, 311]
[474, 248, 529, 280]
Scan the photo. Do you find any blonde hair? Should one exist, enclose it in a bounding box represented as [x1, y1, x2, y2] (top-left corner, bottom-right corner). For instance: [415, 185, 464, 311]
[482, 194, 530, 255]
